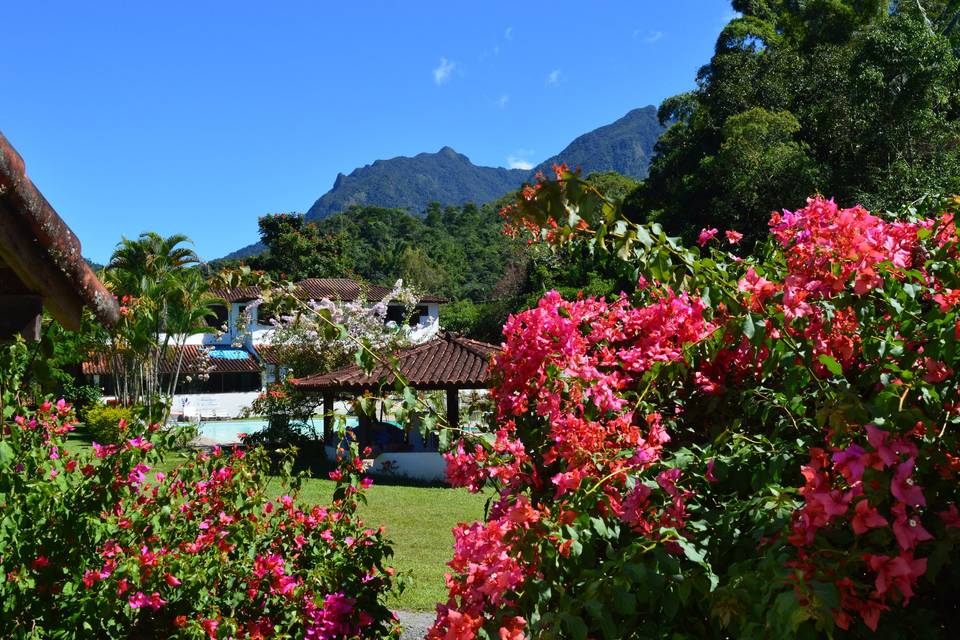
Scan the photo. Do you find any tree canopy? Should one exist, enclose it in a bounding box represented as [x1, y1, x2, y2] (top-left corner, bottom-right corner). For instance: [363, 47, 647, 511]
[633, 1, 960, 246]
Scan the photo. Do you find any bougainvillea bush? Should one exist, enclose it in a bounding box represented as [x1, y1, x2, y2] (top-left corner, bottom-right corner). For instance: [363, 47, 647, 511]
[0, 393, 401, 638]
[431, 170, 960, 639]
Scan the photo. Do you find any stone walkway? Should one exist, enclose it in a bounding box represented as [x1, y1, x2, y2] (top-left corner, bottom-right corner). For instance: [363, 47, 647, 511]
[396, 610, 434, 640]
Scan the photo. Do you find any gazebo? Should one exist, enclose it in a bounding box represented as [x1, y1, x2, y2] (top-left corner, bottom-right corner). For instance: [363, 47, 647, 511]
[290, 332, 499, 449]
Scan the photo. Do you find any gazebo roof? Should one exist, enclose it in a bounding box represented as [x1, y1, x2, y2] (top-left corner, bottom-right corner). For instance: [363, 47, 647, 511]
[290, 332, 500, 393]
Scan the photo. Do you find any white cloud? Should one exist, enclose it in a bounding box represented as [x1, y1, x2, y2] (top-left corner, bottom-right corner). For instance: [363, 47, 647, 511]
[495, 94, 509, 109]
[636, 30, 663, 44]
[507, 149, 535, 170]
[507, 156, 533, 170]
[433, 57, 456, 85]
[721, 11, 742, 25]
[504, 26, 514, 40]
[545, 69, 562, 86]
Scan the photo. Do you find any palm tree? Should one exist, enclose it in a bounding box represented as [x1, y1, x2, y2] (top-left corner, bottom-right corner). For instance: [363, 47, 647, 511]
[102, 233, 219, 421]
[106, 232, 200, 298]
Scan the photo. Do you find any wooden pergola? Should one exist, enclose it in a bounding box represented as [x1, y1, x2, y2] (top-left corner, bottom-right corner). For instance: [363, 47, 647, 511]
[289, 332, 499, 445]
[0, 130, 119, 339]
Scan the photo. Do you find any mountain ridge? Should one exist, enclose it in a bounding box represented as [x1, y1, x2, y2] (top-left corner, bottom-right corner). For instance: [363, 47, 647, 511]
[532, 106, 662, 179]
[305, 147, 529, 221]
[219, 105, 665, 261]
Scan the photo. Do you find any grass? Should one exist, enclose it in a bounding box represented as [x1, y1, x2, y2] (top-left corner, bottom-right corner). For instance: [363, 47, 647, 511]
[296, 478, 487, 611]
[63, 429, 487, 612]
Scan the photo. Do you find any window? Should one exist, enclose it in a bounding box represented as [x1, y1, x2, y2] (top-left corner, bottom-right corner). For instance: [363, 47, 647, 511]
[410, 305, 429, 326]
[206, 305, 228, 329]
[385, 305, 430, 326]
[385, 305, 406, 325]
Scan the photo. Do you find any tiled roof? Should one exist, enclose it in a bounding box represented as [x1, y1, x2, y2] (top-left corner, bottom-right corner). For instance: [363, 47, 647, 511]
[290, 332, 499, 392]
[210, 286, 262, 303]
[210, 278, 446, 306]
[0, 130, 119, 329]
[295, 278, 369, 302]
[294, 278, 446, 304]
[253, 343, 284, 365]
[83, 346, 260, 376]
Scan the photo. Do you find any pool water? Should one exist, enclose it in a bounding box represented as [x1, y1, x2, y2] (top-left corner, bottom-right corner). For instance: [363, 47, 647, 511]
[196, 419, 270, 444]
[195, 416, 366, 444]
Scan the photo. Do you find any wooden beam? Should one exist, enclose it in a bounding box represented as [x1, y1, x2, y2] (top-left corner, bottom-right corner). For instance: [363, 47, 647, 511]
[0, 294, 42, 341]
[446, 388, 460, 432]
[323, 392, 334, 445]
[357, 408, 371, 453]
[0, 201, 85, 329]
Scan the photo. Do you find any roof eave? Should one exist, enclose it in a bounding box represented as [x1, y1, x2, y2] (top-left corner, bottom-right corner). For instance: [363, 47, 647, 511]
[0, 131, 120, 328]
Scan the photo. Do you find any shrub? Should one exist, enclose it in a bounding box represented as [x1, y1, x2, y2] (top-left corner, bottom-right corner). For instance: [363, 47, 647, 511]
[60, 380, 102, 420]
[0, 397, 400, 638]
[242, 384, 329, 475]
[429, 172, 960, 639]
[84, 403, 136, 444]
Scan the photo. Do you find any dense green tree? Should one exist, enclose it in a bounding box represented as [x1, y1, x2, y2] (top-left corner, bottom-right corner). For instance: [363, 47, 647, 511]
[637, 1, 960, 245]
[229, 171, 645, 340]
[247, 213, 354, 281]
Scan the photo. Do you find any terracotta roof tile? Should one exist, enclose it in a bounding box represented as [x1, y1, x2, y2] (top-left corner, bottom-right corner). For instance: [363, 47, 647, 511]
[290, 332, 499, 392]
[209, 286, 262, 303]
[83, 346, 260, 376]
[253, 343, 284, 365]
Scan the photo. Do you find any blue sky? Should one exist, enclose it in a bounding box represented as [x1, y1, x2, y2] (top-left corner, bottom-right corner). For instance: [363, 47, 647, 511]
[1, 1, 733, 263]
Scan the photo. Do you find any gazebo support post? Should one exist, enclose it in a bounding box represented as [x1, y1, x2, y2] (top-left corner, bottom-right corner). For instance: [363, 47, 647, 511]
[446, 388, 460, 432]
[322, 392, 334, 445]
[357, 400, 372, 452]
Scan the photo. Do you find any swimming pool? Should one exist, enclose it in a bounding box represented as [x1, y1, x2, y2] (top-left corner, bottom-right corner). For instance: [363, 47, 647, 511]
[194, 416, 366, 444]
[196, 418, 270, 444]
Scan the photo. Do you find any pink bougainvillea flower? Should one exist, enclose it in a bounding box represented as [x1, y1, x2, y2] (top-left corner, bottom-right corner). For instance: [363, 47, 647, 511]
[725, 229, 743, 244]
[697, 227, 719, 246]
[126, 436, 153, 451]
[851, 499, 887, 535]
[91, 441, 119, 459]
[891, 458, 925, 507]
[939, 504, 960, 529]
[890, 504, 933, 551]
[865, 552, 927, 604]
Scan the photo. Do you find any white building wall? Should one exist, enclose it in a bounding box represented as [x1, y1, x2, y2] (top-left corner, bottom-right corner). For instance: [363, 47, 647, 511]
[172, 391, 260, 420]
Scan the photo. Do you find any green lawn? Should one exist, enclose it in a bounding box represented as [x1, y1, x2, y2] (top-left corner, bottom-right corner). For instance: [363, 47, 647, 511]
[295, 478, 487, 611]
[63, 431, 486, 612]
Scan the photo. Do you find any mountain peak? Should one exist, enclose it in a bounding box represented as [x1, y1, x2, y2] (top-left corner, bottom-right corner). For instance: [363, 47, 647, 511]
[532, 105, 664, 180]
[305, 147, 527, 220]
[304, 106, 665, 222]
[221, 105, 668, 259]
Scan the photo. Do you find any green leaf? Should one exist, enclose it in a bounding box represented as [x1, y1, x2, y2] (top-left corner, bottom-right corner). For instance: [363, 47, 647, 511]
[742, 313, 755, 339]
[561, 614, 588, 640]
[816, 354, 843, 376]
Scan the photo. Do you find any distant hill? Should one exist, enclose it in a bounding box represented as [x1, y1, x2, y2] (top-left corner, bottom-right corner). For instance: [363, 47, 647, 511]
[532, 106, 664, 180]
[305, 147, 529, 221]
[219, 106, 666, 260]
[219, 241, 266, 262]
